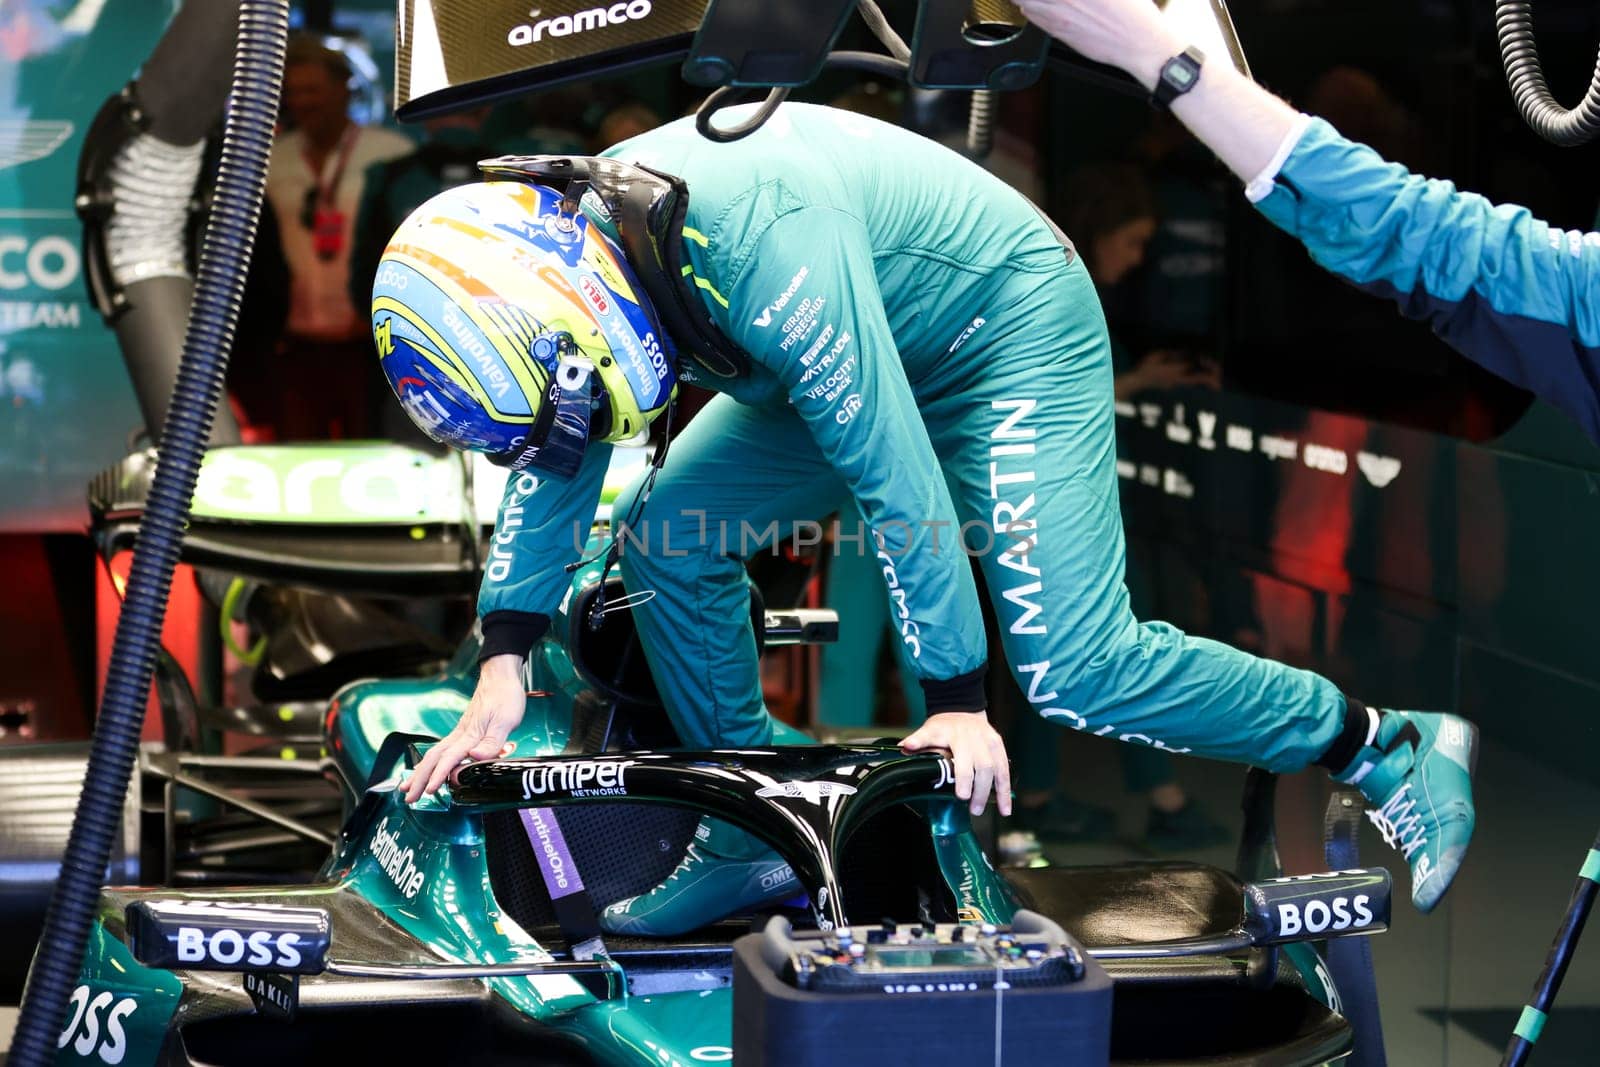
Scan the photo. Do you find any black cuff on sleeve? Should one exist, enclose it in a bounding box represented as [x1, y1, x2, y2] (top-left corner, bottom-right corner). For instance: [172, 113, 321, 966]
[1313, 693, 1373, 774]
[479, 610, 551, 664]
[920, 666, 988, 715]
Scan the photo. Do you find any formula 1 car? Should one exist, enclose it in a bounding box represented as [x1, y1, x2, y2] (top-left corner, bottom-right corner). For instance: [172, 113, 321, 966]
[46, 530, 1394, 1067]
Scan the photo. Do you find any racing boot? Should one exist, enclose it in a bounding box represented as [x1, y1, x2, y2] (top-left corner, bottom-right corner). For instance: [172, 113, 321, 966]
[1334, 707, 1478, 914]
[599, 817, 800, 936]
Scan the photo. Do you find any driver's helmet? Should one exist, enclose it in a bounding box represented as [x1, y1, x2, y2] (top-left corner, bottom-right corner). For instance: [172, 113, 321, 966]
[369, 180, 674, 477]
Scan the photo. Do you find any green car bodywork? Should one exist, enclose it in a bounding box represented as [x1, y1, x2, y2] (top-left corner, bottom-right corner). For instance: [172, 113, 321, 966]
[59, 543, 1340, 1067]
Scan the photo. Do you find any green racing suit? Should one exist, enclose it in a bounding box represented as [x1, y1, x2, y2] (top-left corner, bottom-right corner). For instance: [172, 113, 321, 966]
[478, 102, 1349, 769]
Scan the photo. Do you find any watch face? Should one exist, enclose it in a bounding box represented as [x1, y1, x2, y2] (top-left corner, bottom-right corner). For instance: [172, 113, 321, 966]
[1172, 65, 1198, 88]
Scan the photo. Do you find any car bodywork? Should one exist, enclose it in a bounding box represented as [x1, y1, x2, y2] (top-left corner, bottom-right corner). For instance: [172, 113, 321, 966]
[52, 544, 1377, 1067]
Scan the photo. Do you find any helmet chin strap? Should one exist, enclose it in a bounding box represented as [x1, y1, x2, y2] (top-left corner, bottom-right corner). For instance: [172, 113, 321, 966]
[490, 338, 602, 479]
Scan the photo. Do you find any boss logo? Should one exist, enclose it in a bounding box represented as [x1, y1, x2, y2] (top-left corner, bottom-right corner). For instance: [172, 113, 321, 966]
[127, 899, 331, 976]
[1275, 895, 1375, 937]
[57, 985, 135, 1064]
[176, 927, 305, 969]
[1245, 868, 1391, 945]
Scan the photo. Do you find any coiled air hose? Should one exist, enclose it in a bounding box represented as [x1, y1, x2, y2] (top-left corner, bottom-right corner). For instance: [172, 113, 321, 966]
[7, 2, 287, 1063]
[1496, 0, 1600, 146]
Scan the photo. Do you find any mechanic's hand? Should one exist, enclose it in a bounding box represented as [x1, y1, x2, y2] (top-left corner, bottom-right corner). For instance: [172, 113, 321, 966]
[900, 711, 1013, 818]
[403, 653, 529, 803]
[1014, 0, 1185, 87]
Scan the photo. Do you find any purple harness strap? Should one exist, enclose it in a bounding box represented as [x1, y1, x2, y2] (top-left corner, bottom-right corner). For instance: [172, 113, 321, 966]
[518, 806, 606, 960]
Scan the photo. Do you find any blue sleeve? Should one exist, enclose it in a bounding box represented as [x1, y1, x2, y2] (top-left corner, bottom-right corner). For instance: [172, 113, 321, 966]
[721, 206, 988, 706]
[1253, 117, 1600, 442]
[476, 442, 612, 658]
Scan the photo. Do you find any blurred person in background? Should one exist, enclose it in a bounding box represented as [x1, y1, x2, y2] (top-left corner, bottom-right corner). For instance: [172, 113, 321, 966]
[261, 33, 410, 440]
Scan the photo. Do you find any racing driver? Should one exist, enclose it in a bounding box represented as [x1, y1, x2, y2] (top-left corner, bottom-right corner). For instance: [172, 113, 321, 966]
[381, 102, 1476, 936]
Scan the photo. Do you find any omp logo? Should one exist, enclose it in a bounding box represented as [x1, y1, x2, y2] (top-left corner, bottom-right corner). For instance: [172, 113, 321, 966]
[369, 816, 425, 899]
[755, 781, 858, 805]
[1275, 895, 1375, 937]
[579, 274, 610, 316]
[520, 759, 635, 799]
[752, 266, 809, 327]
[58, 985, 135, 1064]
[507, 1, 653, 46]
[759, 864, 796, 890]
[1357, 451, 1402, 488]
[176, 927, 305, 969]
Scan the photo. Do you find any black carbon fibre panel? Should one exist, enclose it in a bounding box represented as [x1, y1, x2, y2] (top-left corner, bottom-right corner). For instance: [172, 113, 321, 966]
[485, 802, 698, 932]
[485, 800, 950, 940]
[397, 0, 709, 118]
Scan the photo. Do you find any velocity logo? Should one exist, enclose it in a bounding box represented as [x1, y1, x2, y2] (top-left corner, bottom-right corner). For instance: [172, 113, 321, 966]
[752, 266, 809, 327]
[507, 1, 653, 46]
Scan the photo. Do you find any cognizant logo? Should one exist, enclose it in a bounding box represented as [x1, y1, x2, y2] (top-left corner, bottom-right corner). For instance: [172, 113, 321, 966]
[507, 1, 652, 47]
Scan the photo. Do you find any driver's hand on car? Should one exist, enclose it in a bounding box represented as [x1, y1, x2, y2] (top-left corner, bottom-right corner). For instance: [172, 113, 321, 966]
[900, 710, 1013, 817]
[403, 653, 529, 802]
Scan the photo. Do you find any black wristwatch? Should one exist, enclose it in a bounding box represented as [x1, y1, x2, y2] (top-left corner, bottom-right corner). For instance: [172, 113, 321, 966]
[1152, 46, 1205, 109]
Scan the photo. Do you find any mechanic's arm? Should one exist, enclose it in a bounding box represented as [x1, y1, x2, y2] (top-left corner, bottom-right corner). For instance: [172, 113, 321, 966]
[1014, 0, 1294, 181]
[722, 206, 1010, 816]
[1018, 0, 1600, 441]
[404, 445, 612, 801]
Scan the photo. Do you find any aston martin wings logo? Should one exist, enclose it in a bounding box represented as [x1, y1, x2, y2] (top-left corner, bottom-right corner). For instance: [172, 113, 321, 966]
[0, 120, 74, 171]
[755, 781, 858, 805]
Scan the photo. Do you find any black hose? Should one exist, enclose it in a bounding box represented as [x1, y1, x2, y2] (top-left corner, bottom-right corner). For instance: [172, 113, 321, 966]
[8, 3, 287, 1063]
[1496, 0, 1600, 146]
[695, 86, 791, 143]
[1501, 831, 1600, 1066]
[695, 51, 914, 143]
[694, 0, 911, 144]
